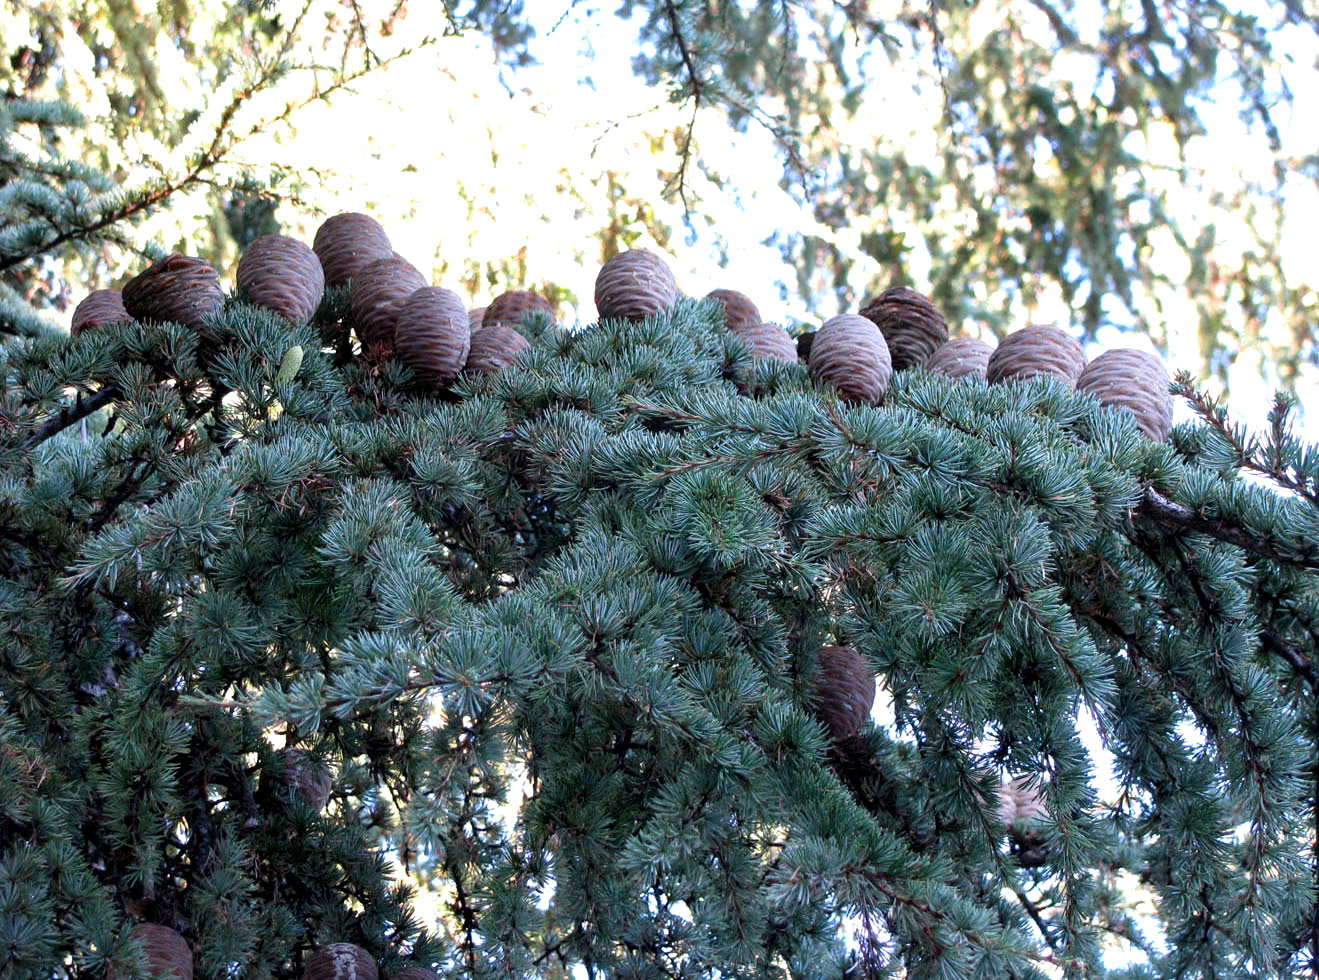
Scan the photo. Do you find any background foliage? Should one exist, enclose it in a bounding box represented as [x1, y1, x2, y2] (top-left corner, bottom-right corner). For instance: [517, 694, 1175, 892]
[3, 1, 1317, 387]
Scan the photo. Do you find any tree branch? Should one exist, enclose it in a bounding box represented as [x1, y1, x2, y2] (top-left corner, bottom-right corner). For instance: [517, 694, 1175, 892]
[23, 386, 120, 448]
[1260, 629, 1317, 689]
[1136, 485, 1319, 572]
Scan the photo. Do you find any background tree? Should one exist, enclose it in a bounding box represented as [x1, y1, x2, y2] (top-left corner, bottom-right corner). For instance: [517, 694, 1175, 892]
[5, 1, 1316, 393]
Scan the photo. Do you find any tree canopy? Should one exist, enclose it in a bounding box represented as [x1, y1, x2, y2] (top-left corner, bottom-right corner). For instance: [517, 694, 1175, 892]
[3, 3, 1319, 979]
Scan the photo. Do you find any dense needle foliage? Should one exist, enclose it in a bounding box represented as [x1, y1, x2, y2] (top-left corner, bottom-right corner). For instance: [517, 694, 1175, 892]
[2, 267, 1318, 977]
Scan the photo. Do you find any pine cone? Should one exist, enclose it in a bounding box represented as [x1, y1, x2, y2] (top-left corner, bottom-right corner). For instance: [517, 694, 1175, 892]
[274, 747, 333, 813]
[484, 290, 554, 330]
[859, 286, 949, 370]
[986, 325, 1085, 387]
[313, 213, 392, 288]
[468, 307, 486, 331]
[122, 253, 225, 335]
[1077, 348, 1172, 441]
[236, 235, 325, 326]
[730, 321, 796, 363]
[994, 777, 1047, 827]
[808, 314, 892, 405]
[304, 945, 377, 980]
[395, 287, 471, 389]
[796, 330, 816, 361]
[594, 250, 677, 322]
[926, 337, 993, 380]
[122, 924, 192, 980]
[349, 255, 427, 353]
[71, 289, 134, 337]
[387, 969, 440, 980]
[465, 324, 530, 376]
[706, 288, 761, 331]
[810, 645, 875, 743]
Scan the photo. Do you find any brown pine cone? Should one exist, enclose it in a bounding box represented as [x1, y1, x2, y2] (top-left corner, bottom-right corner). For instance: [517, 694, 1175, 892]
[387, 969, 441, 980]
[349, 255, 427, 353]
[121, 924, 192, 980]
[395, 287, 471, 389]
[730, 321, 796, 363]
[808, 314, 892, 405]
[594, 250, 677, 322]
[468, 307, 486, 331]
[796, 331, 816, 361]
[71, 289, 134, 337]
[926, 337, 993, 380]
[465, 324, 530, 376]
[810, 645, 875, 743]
[274, 747, 333, 813]
[706, 288, 761, 332]
[236, 235, 325, 326]
[859, 286, 949, 370]
[986, 325, 1085, 387]
[304, 945, 377, 980]
[484, 290, 554, 330]
[122, 253, 225, 335]
[313, 213, 393, 288]
[1077, 348, 1172, 440]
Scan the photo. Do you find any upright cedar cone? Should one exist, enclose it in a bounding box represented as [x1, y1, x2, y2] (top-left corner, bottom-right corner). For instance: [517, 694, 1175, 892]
[808, 314, 892, 405]
[349, 255, 427, 353]
[594, 250, 677, 322]
[313, 213, 392, 288]
[388, 969, 441, 980]
[994, 776, 1048, 827]
[1077, 348, 1173, 440]
[706, 288, 761, 331]
[468, 307, 486, 331]
[122, 254, 224, 335]
[236, 235, 325, 326]
[485, 290, 555, 330]
[986, 325, 1086, 387]
[304, 944, 377, 980]
[120, 924, 192, 980]
[926, 337, 994, 380]
[810, 645, 875, 743]
[71, 289, 134, 337]
[272, 747, 333, 812]
[859, 286, 949, 370]
[730, 321, 796, 363]
[394, 286, 471, 389]
[465, 324, 530, 376]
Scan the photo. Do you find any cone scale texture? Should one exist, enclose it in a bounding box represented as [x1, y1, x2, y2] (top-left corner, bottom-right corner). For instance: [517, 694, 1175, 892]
[808, 314, 892, 405]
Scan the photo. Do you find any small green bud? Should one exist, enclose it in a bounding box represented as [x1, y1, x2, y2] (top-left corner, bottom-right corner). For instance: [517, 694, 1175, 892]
[275, 345, 303, 384]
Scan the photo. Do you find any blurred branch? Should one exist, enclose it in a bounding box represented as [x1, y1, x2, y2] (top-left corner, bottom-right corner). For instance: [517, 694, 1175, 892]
[663, 0, 703, 214]
[0, 8, 434, 275]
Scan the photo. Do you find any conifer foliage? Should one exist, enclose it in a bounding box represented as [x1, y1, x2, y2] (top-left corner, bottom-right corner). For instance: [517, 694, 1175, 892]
[2, 216, 1318, 980]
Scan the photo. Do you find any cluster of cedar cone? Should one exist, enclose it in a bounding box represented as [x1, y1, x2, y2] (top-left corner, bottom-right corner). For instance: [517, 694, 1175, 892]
[70, 216, 1150, 968]
[791, 287, 1173, 442]
[70, 212, 1173, 444]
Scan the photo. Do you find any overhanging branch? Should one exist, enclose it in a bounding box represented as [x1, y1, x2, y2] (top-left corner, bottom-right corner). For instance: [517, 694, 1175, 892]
[1136, 485, 1319, 572]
